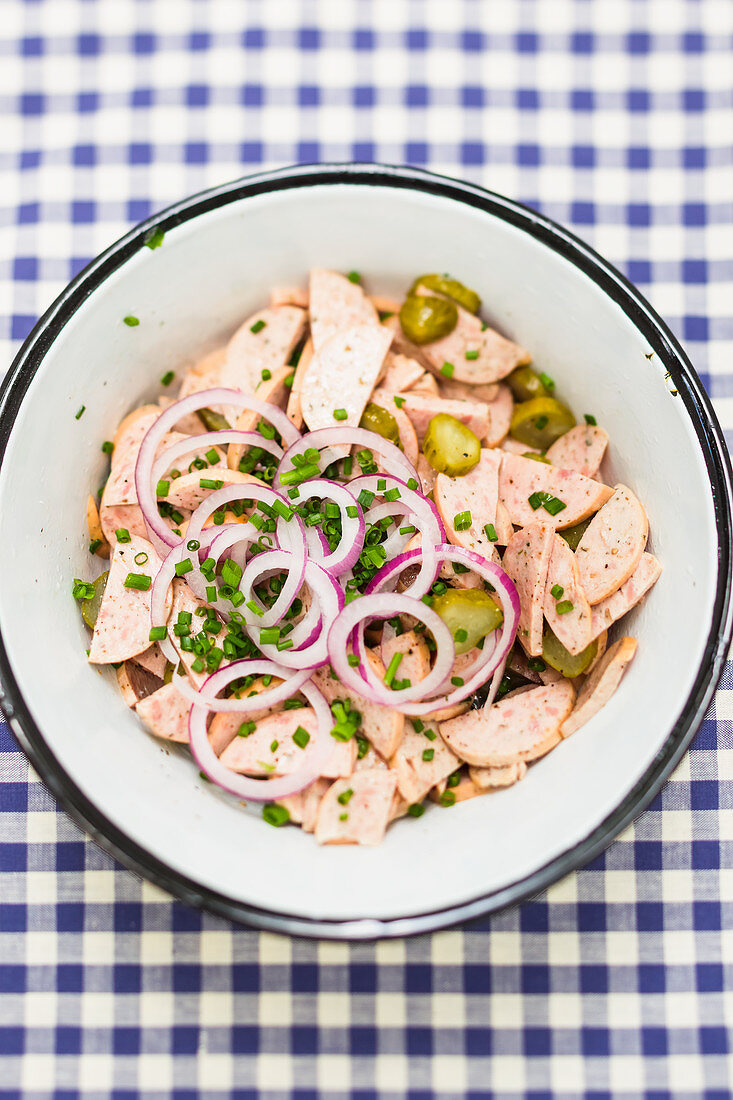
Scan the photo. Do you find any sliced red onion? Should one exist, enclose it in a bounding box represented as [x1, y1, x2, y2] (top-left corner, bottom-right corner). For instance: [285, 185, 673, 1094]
[287, 480, 364, 576]
[257, 560, 345, 670]
[329, 545, 520, 715]
[274, 426, 418, 489]
[188, 660, 333, 801]
[240, 549, 307, 628]
[152, 429, 283, 485]
[149, 544, 185, 668]
[135, 387, 301, 552]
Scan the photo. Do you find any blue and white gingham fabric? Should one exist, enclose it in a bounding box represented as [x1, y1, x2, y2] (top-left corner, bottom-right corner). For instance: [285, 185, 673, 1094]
[1, 1, 732, 1094]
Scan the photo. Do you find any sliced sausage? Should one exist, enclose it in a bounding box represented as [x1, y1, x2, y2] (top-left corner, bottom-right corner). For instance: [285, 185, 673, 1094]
[300, 324, 393, 437]
[378, 353, 426, 393]
[99, 502, 148, 547]
[543, 534, 593, 656]
[285, 338, 314, 430]
[164, 468, 258, 513]
[133, 644, 168, 679]
[499, 453, 614, 530]
[435, 448, 503, 558]
[417, 454, 437, 496]
[501, 523, 554, 656]
[589, 553, 662, 640]
[575, 484, 649, 604]
[407, 371, 440, 396]
[136, 682, 190, 742]
[89, 536, 167, 664]
[178, 347, 227, 401]
[103, 408, 161, 507]
[469, 760, 527, 790]
[500, 437, 541, 456]
[311, 653, 405, 760]
[381, 629, 431, 699]
[389, 721, 461, 804]
[308, 269, 380, 351]
[219, 707, 355, 778]
[220, 306, 305, 394]
[561, 637, 638, 738]
[117, 660, 164, 707]
[276, 777, 331, 831]
[413, 288, 530, 385]
[166, 579, 210, 686]
[269, 285, 308, 308]
[546, 425, 609, 478]
[391, 392, 489, 443]
[483, 384, 513, 447]
[429, 773, 481, 804]
[438, 377, 500, 404]
[314, 769, 397, 846]
[440, 680, 575, 766]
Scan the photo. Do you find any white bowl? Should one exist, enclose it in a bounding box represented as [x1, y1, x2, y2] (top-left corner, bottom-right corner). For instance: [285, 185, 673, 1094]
[1, 165, 731, 938]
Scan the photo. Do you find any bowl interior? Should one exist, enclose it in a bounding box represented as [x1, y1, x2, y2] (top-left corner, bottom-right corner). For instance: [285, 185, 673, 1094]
[0, 178, 720, 922]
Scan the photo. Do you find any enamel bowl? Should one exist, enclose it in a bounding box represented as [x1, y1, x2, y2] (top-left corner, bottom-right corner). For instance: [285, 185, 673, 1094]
[1, 165, 730, 938]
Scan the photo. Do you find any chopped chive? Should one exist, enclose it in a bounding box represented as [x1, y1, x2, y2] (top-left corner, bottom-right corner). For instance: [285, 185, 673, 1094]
[221, 559, 242, 588]
[345, 505, 359, 519]
[384, 652, 403, 687]
[204, 447, 220, 464]
[199, 478, 223, 490]
[412, 719, 425, 732]
[451, 676, 464, 687]
[72, 579, 96, 601]
[245, 600, 264, 617]
[399, 525, 417, 535]
[406, 477, 418, 491]
[156, 479, 170, 497]
[123, 315, 139, 327]
[383, 488, 401, 503]
[556, 600, 574, 615]
[333, 408, 348, 421]
[101, 440, 114, 454]
[440, 790, 457, 807]
[357, 489, 375, 508]
[250, 319, 266, 334]
[543, 495, 567, 516]
[144, 227, 165, 249]
[270, 740, 279, 753]
[261, 368, 272, 381]
[528, 491, 546, 511]
[174, 559, 193, 576]
[293, 726, 310, 749]
[284, 371, 295, 388]
[149, 625, 167, 641]
[407, 803, 425, 817]
[453, 510, 472, 531]
[134, 551, 149, 566]
[422, 749, 434, 762]
[238, 721, 256, 738]
[528, 657, 546, 672]
[584, 413, 597, 426]
[394, 395, 405, 409]
[258, 419, 276, 440]
[339, 813, 349, 822]
[259, 627, 280, 646]
[550, 584, 564, 599]
[440, 361, 454, 378]
[377, 478, 386, 491]
[465, 349, 479, 360]
[484, 523, 498, 543]
[454, 628, 468, 643]
[337, 788, 354, 805]
[535, 415, 549, 430]
[356, 736, 369, 759]
[75, 406, 85, 420]
[539, 371, 555, 391]
[343, 456, 353, 476]
[115, 528, 131, 543]
[347, 271, 360, 283]
[262, 803, 289, 827]
[123, 573, 151, 591]
[447, 771, 461, 788]
[205, 585, 217, 603]
[160, 370, 175, 386]
[347, 654, 361, 668]
[88, 539, 102, 554]
[424, 728, 437, 741]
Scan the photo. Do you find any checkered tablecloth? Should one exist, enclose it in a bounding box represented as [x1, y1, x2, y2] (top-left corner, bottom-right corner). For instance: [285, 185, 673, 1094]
[1, 0, 732, 1094]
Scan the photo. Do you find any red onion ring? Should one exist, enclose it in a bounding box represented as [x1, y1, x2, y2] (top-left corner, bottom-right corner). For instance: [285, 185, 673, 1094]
[287, 479, 365, 576]
[152, 429, 283, 485]
[257, 560, 345, 670]
[188, 660, 334, 801]
[274, 426, 418, 489]
[239, 548, 307, 628]
[135, 387, 301, 553]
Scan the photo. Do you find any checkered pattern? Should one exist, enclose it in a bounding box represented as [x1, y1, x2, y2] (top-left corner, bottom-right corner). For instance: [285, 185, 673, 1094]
[1, 0, 732, 1093]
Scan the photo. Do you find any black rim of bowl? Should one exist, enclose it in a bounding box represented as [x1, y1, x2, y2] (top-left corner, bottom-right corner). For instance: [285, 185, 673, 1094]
[0, 163, 731, 940]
